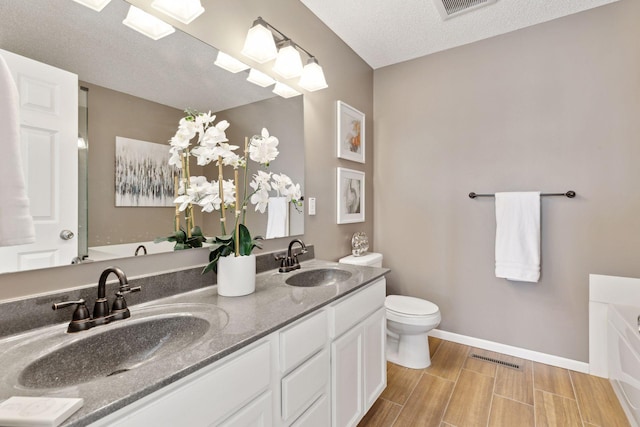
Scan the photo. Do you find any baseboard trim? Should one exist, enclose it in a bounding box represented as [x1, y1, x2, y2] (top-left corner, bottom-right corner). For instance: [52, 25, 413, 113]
[429, 329, 589, 373]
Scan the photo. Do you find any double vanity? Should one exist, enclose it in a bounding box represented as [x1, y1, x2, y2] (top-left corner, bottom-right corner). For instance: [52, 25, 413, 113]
[0, 253, 388, 426]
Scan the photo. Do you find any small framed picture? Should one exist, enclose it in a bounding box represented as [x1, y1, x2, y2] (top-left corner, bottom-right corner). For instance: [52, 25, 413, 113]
[337, 100, 365, 163]
[337, 167, 365, 224]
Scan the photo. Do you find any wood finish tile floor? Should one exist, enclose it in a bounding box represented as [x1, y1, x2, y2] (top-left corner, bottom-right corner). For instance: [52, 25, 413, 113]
[359, 338, 630, 427]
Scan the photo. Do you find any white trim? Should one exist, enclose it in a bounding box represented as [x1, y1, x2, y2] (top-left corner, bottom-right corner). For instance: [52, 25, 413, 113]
[429, 329, 589, 373]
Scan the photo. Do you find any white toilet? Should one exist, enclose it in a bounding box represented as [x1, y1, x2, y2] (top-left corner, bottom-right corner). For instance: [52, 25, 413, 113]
[339, 252, 441, 369]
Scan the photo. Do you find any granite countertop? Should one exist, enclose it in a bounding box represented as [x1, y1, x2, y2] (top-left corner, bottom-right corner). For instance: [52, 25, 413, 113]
[0, 259, 388, 426]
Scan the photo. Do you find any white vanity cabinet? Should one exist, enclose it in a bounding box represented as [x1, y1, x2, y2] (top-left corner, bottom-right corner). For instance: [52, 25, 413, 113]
[89, 277, 386, 427]
[329, 278, 387, 427]
[92, 338, 275, 427]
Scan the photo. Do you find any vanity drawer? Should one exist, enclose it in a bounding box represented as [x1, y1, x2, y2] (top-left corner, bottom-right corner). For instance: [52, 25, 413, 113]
[105, 340, 272, 426]
[281, 348, 330, 422]
[291, 394, 330, 427]
[280, 310, 328, 373]
[329, 278, 386, 338]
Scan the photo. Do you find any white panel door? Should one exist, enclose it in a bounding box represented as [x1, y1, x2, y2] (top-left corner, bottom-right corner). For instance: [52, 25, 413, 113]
[0, 49, 78, 272]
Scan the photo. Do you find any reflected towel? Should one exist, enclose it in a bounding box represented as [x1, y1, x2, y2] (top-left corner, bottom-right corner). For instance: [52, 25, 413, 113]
[0, 54, 35, 246]
[266, 197, 288, 239]
[495, 192, 540, 282]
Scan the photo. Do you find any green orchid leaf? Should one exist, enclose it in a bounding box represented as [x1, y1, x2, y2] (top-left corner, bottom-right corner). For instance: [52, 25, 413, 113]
[238, 224, 254, 256]
[215, 234, 234, 244]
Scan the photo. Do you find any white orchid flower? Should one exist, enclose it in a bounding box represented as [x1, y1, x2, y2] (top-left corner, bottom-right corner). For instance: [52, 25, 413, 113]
[212, 142, 240, 161]
[198, 181, 222, 212]
[173, 194, 193, 211]
[169, 134, 190, 150]
[222, 179, 236, 208]
[271, 173, 293, 196]
[249, 128, 279, 165]
[200, 122, 229, 147]
[250, 188, 269, 213]
[176, 117, 200, 141]
[195, 111, 216, 127]
[190, 146, 216, 166]
[250, 170, 272, 193]
[168, 146, 183, 168]
[221, 153, 244, 168]
[287, 183, 302, 203]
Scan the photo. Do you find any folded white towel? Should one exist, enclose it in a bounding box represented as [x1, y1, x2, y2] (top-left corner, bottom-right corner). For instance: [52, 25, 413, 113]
[495, 192, 540, 282]
[0, 54, 35, 246]
[266, 197, 288, 239]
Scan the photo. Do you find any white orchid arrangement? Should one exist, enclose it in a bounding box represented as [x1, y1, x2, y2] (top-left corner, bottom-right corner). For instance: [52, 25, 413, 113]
[157, 110, 302, 274]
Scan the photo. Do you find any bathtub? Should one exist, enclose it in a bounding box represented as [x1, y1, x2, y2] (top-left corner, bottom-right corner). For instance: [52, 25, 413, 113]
[608, 304, 640, 427]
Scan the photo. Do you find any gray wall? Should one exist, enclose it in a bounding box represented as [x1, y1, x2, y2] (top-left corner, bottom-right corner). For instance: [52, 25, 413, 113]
[0, 0, 373, 301]
[373, 0, 640, 362]
[84, 82, 192, 247]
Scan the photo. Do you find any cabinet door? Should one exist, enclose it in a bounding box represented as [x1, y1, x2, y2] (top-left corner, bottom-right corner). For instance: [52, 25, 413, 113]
[363, 308, 386, 410]
[331, 326, 363, 427]
[218, 391, 272, 427]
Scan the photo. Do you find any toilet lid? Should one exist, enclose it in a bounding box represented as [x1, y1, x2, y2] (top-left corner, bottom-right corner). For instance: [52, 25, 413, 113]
[385, 295, 439, 316]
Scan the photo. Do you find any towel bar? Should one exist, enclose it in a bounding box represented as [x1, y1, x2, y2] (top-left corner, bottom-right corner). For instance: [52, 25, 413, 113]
[468, 191, 576, 199]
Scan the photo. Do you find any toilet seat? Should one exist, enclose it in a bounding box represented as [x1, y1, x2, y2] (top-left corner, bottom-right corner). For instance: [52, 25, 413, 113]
[385, 295, 439, 316]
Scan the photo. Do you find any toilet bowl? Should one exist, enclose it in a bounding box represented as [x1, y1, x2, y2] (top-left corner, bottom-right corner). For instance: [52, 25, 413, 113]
[339, 252, 441, 369]
[385, 295, 441, 369]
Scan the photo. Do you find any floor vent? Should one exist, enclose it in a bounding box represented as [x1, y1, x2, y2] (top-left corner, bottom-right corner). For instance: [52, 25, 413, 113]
[469, 353, 521, 370]
[433, 0, 497, 20]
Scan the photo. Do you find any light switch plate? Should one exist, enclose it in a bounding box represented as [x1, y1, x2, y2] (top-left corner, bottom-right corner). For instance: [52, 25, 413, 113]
[308, 197, 316, 215]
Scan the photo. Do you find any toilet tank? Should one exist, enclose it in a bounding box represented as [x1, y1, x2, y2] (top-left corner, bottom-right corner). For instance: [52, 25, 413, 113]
[338, 252, 383, 268]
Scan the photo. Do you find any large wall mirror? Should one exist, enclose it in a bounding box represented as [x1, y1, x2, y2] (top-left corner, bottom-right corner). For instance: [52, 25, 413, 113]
[0, 0, 305, 274]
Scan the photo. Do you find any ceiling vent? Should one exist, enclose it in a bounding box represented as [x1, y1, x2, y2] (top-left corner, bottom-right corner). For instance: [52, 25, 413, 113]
[433, 0, 497, 20]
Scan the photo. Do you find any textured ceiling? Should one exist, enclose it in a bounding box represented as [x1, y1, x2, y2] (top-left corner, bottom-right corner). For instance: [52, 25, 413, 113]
[300, 0, 621, 69]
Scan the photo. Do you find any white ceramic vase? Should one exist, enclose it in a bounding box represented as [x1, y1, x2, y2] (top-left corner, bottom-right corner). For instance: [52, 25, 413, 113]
[216, 254, 256, 297]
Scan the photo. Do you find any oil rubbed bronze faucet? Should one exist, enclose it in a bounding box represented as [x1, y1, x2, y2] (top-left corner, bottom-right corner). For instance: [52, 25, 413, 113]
[52, 267, 141, 333]
[277, 239, 307, 273]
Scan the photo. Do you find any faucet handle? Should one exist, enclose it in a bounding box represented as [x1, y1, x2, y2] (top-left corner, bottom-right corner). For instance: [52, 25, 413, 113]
[119, 285, 141, 294]
[52, 299, 92, 332]
[52, 299, 85, 311]
[53, 299, 90, 321]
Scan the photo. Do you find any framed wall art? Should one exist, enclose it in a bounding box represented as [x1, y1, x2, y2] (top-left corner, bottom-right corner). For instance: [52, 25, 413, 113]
[337, 100, 365, 163]
[337, 167, 365, 224]
[115, 136, 176, 207]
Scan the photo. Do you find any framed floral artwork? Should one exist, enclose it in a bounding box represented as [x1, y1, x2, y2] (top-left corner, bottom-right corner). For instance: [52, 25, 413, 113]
[337, 100, 365, 163]
[337, 167, 365, 224]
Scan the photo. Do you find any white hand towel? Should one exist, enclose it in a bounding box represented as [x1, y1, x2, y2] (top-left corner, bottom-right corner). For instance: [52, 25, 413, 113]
[0, 54, 35, 246]
[266, 197, 288, 239]
[495, 192, 540, 282]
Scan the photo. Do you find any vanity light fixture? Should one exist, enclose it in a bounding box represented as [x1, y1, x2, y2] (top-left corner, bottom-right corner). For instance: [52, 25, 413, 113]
[151, 0, 204, 25]
[241, 16, 328, 90]
[246, 68, 276, 88]
[71, 0, 111, 12]
[122, 5, 175, 41]
[214, 52, 250, 73]
[241, 17, 278, 63]
[273, 82, 301, 99]
[299, 57, 328, 92]
[272, 40, 303, 79]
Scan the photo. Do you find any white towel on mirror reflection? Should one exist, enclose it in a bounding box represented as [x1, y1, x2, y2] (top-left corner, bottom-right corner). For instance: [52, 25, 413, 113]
[266, 197, 288, 239]
[0, 54, 35, 246]
[495, 192, 540, 283]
